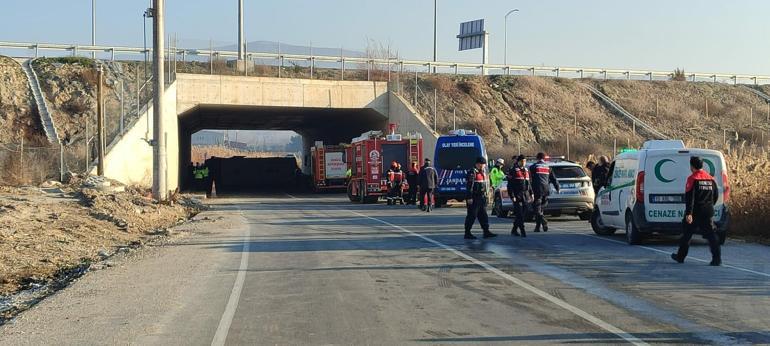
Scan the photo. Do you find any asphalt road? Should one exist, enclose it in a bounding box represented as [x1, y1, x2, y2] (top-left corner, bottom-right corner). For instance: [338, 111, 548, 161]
[1, 193, 769, 345]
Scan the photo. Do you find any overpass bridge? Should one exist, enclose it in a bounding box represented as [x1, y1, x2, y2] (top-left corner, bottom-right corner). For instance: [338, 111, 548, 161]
[100, 73, 437, 190]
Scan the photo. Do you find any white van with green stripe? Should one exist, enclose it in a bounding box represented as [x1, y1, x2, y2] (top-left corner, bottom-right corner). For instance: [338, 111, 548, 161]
[590, 140, 730, 245]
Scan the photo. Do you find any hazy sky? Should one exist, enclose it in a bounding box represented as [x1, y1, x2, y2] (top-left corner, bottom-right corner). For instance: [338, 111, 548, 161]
[1, 0, 768, 75]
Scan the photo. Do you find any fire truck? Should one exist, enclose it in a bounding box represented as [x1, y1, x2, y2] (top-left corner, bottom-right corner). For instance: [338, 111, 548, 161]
[347, 124, 423, 203]
[310, 142, 351, 192]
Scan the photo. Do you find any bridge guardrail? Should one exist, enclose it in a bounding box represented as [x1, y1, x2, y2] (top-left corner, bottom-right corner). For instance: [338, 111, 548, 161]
[2, 40, 770, 85]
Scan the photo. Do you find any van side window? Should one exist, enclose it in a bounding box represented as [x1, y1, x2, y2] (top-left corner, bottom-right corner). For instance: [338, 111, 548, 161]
[606, 161, 616, 187]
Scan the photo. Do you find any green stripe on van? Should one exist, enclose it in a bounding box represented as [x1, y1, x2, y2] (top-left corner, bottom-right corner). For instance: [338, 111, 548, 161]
[598, 181, 635, 196]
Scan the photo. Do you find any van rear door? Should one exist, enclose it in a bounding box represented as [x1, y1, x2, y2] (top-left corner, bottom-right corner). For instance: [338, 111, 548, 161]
[643, 150, 724, 223]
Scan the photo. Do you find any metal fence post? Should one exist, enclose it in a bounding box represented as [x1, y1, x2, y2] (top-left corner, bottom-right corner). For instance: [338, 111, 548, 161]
[120, 80, 125, 134]
[19, 136, 24, 182]
[367, 60, 371, 81]
[341, 58, 345, 81]
[433, 89, 437, 132]
[414, 70, 418, 105]
[60, 144, 64, 182]
[310, 57, 314, 79]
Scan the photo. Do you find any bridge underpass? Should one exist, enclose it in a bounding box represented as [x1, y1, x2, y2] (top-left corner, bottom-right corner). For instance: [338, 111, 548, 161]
[178, 104, 388, 191]
[99, 73, 436, 192]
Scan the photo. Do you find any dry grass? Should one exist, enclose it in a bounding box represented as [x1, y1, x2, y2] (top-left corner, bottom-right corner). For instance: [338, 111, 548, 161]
[722, 147, 770, 242]
[191, 145, 295, 165]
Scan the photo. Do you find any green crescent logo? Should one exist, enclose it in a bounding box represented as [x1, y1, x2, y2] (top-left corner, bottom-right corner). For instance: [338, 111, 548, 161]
[654, 159, 676, 183]
[703, 159, 716, 176]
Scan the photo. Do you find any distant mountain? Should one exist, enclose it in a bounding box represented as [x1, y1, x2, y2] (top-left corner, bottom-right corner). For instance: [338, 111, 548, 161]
[215, 41, 366, 58]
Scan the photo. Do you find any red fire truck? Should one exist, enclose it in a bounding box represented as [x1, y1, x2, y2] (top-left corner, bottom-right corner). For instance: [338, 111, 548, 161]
[347, 125, 423, 203]
[310, 142, 351, 192]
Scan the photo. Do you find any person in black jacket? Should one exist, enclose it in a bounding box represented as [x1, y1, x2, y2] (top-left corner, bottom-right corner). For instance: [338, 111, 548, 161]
[507, 155, 532, 237]
[464, 157, 497, 239]
[591, 156, 610, 194]
[405, 162, 420, 205]
[529, 152, 560, 232]
[672, 156, 722, 266]
[418, 158, 438, 212]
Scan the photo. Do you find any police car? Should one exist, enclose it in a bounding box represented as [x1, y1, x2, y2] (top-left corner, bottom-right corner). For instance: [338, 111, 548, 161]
[493, 157, 595, 220]
[590, 140, 730, 245]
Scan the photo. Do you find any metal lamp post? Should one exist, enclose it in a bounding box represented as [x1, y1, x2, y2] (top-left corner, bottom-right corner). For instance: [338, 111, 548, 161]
[504, 9, 519, 66]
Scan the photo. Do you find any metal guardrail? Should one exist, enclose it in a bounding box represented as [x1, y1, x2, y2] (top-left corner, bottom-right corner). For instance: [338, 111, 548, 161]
[2, 40, 770, 85]
[580, 83, 668, 140]
[741, 85, 770, 103]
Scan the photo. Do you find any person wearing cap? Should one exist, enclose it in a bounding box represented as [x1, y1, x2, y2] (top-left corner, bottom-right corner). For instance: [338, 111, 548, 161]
[529, 152, 560, 232]
[418, 158, 438, 212]
[672, 156, 721, 266]
[507, 155, 532, 237]
[464, 156, 497, 239]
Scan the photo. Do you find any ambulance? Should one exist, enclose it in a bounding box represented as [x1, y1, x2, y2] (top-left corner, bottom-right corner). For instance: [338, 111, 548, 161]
[591, 140, 730, 245]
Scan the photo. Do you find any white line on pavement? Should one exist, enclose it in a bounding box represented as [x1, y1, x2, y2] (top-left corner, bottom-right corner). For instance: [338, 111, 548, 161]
[211, 211, 251, 346]
[558, 229, 770, 279]
[348, 210, 650, 346]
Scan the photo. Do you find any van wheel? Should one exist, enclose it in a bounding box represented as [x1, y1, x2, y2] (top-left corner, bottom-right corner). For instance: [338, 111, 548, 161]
[579, 212, 592, 221]
[591, 208, 616, 235]
[436, 198, 448, 208]
[625, 212, 642, 245]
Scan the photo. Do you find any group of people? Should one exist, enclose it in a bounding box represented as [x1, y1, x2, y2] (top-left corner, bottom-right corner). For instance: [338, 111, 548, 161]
[463, 153, 560, 239]
[385, 158, 439, 211]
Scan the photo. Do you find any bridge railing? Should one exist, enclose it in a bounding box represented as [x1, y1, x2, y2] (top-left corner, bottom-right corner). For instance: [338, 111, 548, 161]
[2, 40, 770, 86]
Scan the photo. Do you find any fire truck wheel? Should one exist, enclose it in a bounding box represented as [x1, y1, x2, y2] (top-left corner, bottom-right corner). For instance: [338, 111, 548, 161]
[347, 183, 356, 202]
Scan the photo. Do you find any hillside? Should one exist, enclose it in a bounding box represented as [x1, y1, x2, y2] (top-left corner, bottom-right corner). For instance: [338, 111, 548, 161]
[405, 74, 768, 160]
[0, 56, 45, 143]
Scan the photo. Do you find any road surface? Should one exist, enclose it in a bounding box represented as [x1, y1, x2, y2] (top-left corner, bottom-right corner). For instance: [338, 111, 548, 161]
[1, 194, 769, 345]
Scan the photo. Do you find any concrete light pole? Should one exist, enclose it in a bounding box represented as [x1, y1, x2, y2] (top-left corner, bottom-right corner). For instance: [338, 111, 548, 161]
[238, 0, 244, 60]
[152, 0, 167, 201]
[432, 0, 437, 73]
[91, 0, 96, 59]
[504, 9, 519, 66]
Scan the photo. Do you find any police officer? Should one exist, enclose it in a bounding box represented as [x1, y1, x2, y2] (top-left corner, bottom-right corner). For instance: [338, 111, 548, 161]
[529, 152, 560, 232]
[507, 155, 532, 237]
[405, 162, 420, 205]
[418, 158, 438, 212]
[464, 157, 497, 239]
[671, 156, 722, 266]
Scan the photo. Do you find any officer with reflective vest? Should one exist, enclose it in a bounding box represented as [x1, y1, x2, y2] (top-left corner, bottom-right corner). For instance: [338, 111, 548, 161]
[507, 155, 532, 237]
[490, 158, 506, 189]
[672, 156, 722, 266]
[464, 157, 497, 239]
[386, 161, 405, 205]
[529, 152, 560, 232]
[193, 163, 204, 190]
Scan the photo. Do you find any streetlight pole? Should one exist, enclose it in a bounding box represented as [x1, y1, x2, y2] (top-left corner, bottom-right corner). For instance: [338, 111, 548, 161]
[91, 0, 96, 59]
[504, 9, 519, 66]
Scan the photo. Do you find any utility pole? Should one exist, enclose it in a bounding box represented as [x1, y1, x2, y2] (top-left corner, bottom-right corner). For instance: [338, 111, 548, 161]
[238, 0, 244, 60]
[91, 0, 96, 59]
[96, 66, 105, 176]
[152, 0, 167, 201]
[433, 0, 437, 73]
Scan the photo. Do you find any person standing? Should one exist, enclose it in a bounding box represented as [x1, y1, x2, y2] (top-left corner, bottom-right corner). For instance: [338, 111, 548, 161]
[418, 158, 438, 212]
[529, 152, 560, 232]
[405, 162, 420, 205]
[490, 158, 506, 189]
[386, 161, 405, 205]
[464, 157, 497, 239]
[507, 155, 532, 237]
[672, 156, 722, 266]
[591, 156, 610, 194]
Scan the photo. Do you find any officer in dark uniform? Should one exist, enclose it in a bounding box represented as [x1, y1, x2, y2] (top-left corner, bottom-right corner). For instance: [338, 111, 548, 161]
[529, 152, 560, 232]
[507, 155, 532, 237]
[464, 157, 497, 239]
[672, 156, 721, 266]
[418, 158, 438, 212]
[405, 162, 420, 205]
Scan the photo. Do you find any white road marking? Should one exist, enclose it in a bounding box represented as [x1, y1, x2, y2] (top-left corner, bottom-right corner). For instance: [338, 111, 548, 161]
[555, 228, 770, 279]
[211, 212, 251, 346]
[348, 210, 649, 346]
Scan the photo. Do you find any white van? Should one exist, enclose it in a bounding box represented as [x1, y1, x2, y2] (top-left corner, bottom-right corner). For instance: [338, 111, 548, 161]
[591, 140, 730, 245]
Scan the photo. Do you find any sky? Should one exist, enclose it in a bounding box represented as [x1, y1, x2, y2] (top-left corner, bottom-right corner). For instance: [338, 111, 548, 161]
[1, 0, 768, 75]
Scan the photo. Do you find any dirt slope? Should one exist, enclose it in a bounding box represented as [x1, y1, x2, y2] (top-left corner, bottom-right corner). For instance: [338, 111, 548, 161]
[0, 57, 45, 143]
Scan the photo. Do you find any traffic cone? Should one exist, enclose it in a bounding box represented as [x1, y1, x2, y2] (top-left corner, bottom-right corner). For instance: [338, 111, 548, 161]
[210, 180, 217, 198]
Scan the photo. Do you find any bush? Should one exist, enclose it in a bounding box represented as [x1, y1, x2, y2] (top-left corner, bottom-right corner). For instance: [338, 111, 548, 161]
[671, 68, 686, 82]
